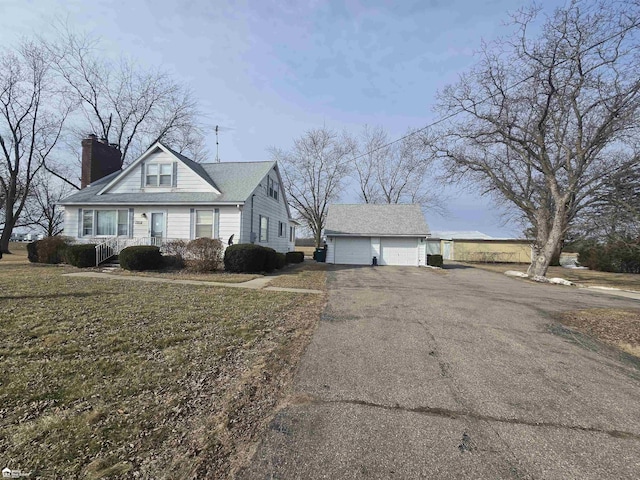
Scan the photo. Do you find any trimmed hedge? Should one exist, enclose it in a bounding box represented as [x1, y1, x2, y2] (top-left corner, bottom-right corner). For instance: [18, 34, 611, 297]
[427, 254, 444, 268]
[27, 241, 39, 263]
[27, 237, 71, 264]
[66, 244, 97, 268]
[224, 244, 269, 273]
[119, 246, 163, 271]
[264, 247, 277, 273]
[286, 251, 304, 264]
[275, 252, 287, 269]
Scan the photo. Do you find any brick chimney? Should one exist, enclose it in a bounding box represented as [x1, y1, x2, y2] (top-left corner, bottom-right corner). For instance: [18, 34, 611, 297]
[81, 134, 122, 188]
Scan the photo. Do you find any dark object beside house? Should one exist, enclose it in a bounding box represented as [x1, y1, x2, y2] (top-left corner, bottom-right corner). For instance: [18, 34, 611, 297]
[286, 251, 304, 264]
[313, 247, 327, 262]
[427, 254, 444, 268]
[66, 244, 97, 268]
[275, 252, 287, 269]
[264, 247, 277, 273]
[119, 246, 163, 271]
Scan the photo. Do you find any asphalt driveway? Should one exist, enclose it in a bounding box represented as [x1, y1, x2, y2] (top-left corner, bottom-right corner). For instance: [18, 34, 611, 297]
[239, 265, 640, 479]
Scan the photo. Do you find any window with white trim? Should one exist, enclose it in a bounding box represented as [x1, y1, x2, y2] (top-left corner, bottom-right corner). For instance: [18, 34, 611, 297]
[278, 221, 285, 237]
[195, 210, 213, 238]
[259, 215, 269, 242]
[83, 209, 94, 236]
[82, 209, 130, 237]
[289, 226, 294, 242]
[146, 163, 173, 187]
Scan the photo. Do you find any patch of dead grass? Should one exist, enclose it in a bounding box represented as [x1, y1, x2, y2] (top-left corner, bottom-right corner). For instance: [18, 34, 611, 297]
[468, 262, 640, 291]
[0, 261, 325, 478]
[107, 268, 260, 284]
[557, 308, 640, 358]
[268, 261, 327, 290]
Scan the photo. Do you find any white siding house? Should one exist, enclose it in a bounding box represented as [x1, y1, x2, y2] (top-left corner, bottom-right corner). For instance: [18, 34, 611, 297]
[325, 204, 430, 266]
[60, 140, 296, 263]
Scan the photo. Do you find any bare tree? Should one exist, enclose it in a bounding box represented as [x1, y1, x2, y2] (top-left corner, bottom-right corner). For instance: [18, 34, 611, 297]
[24, 171, 72, 236]
[431, 0, 640, 278]
[0, 41, 70, 253]
[354, 126, 442, 209]
[271, 127, 354, 247]
[47, 28, 207, 167]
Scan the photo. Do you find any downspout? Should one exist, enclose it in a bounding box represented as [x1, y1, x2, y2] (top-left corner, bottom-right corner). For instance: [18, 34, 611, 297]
[250, 194, 255, 243]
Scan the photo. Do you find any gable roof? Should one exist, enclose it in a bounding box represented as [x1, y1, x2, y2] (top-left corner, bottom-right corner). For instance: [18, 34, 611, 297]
[325, 204, 430, 237]
[59, 143, 277, 205]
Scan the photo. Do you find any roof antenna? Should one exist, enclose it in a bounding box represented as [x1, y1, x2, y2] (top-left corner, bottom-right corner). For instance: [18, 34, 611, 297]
[215, 125, 220, 163]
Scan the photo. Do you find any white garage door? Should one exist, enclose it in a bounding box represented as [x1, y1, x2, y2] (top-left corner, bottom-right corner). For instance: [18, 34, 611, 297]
[380, 237, 419, 266]
[334, 237, 372, 265]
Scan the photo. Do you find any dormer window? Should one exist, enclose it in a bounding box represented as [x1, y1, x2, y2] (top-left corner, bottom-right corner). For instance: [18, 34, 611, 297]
[146, 163, 173, 187]
[268, 175, 279, 200]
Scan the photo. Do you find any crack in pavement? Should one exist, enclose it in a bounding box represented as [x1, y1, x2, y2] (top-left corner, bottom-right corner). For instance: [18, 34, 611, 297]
[302, 397, 640, 442]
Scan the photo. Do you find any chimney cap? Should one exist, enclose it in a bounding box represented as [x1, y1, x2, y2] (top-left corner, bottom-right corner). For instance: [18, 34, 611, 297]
[86, 133, 97, 139]
[99, 137, 108, 144]
[109, 143, 120, 150]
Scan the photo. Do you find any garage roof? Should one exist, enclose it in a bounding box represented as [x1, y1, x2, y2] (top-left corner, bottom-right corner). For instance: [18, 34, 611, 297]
[325, 204, 430, 237]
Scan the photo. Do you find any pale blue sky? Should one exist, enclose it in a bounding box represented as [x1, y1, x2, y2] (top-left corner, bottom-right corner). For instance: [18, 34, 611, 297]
[1, 0, 564, 237]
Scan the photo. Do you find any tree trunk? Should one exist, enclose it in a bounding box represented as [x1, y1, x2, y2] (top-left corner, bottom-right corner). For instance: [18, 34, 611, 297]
[0, 219, 14, 253]
[527, 205, 566, 279]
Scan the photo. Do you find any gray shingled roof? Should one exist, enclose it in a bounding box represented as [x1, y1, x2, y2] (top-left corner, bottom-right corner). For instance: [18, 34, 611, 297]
[60, 157, 275, 205]
[325, 204, 430, 236]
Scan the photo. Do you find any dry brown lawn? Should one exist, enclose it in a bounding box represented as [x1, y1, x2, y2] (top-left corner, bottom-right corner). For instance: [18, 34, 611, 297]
[0, 247, 326, 478]
[558, 309, 640, 358]
[468, 262, 640, 291]
[108, 268, 260, 283]
[268, 261, 327, 290]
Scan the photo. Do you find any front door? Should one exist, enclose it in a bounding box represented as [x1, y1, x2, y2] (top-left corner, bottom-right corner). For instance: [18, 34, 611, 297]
[150, 212, 165, 239]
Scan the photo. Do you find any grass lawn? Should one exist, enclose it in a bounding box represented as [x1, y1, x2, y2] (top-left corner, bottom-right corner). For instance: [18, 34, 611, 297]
[0, 250, 326, 478]
[268, 261, 327, 290]
[107, 269, 260, 284]
[467, 262, 640, 291]
[557, 308, 640, 358]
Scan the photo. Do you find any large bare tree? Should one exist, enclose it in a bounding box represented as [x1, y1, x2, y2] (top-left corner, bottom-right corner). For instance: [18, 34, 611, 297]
[24, 171, 72, 237]
[48, 28, 206, 170]
[0, 41, 70, 253]
[432, 0, 640, 278]
[353, 125, 441, 208]
[271, 127, 354, 247]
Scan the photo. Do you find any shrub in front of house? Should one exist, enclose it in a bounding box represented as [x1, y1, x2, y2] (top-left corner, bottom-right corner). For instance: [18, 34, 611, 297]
[119, 246, 163, 271]
[27, 241, 39, 263]
[286, 251, 304, 264]
[28, 236, 71, 264]
[185, 238, 223, 272]
[263, 247, 277, 273]
[275, 252, 287, 269]
[224, 244, 269, 273]
[427, 254, 444, 268]
[161, 239, 188, 270]
[66, 244, 97, 268]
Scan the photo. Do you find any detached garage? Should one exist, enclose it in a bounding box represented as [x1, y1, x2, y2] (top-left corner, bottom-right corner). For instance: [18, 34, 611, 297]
[325, 204, 430, 266]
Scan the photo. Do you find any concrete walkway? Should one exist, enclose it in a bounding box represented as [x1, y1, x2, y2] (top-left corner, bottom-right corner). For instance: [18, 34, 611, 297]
[240, 265, 640, 479]
[63, 271, 323, 294]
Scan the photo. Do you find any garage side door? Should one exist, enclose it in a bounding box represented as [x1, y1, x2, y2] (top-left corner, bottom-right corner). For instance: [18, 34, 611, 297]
[334, 237, 371, 265]
[380, 237, 418, 266]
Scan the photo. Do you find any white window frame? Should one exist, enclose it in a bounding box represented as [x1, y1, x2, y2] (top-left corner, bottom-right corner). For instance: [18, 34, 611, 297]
[259, 215, 269, 242]
[145, 163, 173, 187]
[195, 209, 214, 239]
[289, 226, 295, 242]
[82, 209, 130, 237]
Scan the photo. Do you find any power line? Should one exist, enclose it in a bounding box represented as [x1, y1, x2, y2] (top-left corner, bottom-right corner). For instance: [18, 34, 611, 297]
[350, 18, 640, 162]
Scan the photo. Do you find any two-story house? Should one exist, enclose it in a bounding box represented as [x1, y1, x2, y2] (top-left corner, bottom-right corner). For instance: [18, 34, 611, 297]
[60, 135, 297, 264]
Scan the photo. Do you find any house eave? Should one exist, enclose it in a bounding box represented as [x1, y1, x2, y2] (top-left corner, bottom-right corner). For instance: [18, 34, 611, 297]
[59, 200, 246, 206]
[326, 233, 429, 237]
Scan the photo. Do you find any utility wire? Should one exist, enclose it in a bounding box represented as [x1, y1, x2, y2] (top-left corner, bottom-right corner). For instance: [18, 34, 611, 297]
[350, 18, 640, 162]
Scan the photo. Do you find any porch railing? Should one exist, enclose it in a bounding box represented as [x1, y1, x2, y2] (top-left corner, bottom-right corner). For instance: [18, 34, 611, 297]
[91, 237, 188, 266]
